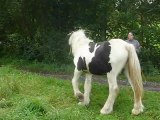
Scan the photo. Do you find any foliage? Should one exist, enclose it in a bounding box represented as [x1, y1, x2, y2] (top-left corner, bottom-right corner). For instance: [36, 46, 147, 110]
[0, 0, 160, 71]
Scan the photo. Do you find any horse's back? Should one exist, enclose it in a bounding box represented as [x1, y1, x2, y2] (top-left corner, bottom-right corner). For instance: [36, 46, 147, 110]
[108, 39, 128, 63]
[108, 39, 128, 71]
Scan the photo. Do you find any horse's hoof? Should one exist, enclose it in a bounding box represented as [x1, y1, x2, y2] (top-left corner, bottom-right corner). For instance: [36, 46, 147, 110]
[100, 108, 113, 115]
[132, 107, 143, 115]
[78, 101, 89, 106]
[78, 102, 86, 106]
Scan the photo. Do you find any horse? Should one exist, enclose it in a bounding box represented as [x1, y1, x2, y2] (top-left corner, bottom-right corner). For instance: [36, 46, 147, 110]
[68, 29, 144, 115]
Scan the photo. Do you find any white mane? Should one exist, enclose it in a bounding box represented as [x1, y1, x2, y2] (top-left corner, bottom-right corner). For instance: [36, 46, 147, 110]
[69, 29, 93, 55]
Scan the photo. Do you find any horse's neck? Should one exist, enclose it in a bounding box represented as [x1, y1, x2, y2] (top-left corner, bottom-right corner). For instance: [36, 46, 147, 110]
[71, 44, 85, 56]
[72, 39, 91, 56]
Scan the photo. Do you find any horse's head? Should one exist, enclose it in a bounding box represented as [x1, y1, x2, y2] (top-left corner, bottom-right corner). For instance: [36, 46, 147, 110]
[68, 29, 93, 55]
[68, 29, 86, 46]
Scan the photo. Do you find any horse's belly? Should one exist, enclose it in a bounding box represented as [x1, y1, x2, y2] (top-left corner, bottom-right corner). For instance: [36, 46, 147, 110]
[88, 60, 112, 75]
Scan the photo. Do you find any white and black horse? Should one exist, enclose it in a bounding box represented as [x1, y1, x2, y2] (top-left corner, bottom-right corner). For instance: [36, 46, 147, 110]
[68, 30, 144, 115]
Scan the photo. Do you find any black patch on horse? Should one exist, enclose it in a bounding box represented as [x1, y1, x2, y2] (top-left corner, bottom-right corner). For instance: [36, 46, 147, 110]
[77, 57, 87, 71]
[89, 42, 96, 53]
[88, 41, 112, 75]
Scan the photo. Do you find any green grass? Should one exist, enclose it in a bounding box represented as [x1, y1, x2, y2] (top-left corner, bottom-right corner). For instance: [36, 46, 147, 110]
[0, 65, 160, 120]
[0, 57, 159, 82]
[0, 57, 74, 74]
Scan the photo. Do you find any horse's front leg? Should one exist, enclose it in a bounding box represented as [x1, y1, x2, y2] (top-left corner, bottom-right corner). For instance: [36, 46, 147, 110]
[78, 73, 92, 106]
[100, 73, 119, 114]
[72, 68, 83, 102]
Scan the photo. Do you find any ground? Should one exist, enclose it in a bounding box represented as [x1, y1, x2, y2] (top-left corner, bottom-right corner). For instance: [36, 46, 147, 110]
[40, 73, 160, 92]
[0, 65, 160, 120]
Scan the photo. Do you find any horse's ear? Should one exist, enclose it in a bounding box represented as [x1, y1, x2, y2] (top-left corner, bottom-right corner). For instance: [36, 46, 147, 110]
[68, 31, 74, 36]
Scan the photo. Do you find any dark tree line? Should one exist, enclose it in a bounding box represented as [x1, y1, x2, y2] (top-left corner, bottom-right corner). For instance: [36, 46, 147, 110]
[0, 0, 160, 72]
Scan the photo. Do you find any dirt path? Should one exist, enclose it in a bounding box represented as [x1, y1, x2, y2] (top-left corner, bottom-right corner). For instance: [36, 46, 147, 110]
[10, 65, 159, 92]
[39, 72, 160, 92]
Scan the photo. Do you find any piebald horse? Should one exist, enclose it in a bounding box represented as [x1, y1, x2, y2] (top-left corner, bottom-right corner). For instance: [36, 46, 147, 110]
[68, 30, 144, 115]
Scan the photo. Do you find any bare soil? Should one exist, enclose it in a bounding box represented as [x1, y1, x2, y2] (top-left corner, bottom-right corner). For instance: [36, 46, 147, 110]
[39, 72, 160, 92]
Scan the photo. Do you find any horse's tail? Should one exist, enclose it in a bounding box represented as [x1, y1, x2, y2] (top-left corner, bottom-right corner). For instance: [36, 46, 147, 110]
[125, 44, 143, 101]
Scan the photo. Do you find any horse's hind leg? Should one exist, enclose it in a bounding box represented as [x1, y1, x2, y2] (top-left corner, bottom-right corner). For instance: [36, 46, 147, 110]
[100, 72, 119, 114]
[72, 68, 83, 102]
[78, 73, 92, 106]
[124, 67, 144, 115]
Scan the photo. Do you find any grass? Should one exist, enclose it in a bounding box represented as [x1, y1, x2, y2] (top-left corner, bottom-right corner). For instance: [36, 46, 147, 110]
[0, 57, 74, 74]
[0, 57, 159, 82]
[0, 65, 160, 120]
